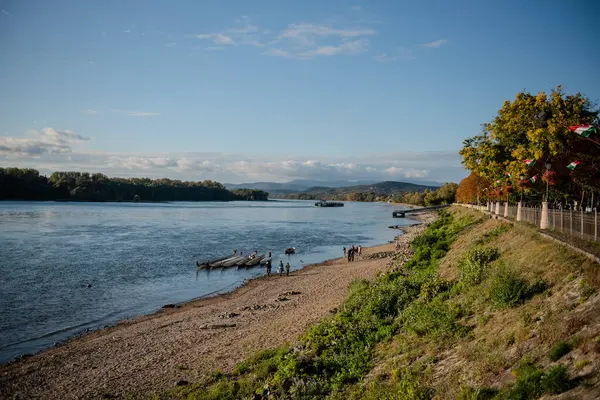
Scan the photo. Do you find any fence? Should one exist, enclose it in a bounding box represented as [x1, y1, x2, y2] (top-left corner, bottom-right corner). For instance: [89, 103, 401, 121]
[459, 203, 599, 242]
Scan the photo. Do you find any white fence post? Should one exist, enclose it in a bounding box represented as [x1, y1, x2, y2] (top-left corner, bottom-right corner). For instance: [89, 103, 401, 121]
[516, 201, 522, 221]
[495, 202, 500, 215]
[540, 201, 549, 229]
[504, 202, 509, 218]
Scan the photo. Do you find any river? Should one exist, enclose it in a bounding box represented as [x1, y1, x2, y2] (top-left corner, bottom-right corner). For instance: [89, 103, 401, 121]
[0, 200, 414, 364]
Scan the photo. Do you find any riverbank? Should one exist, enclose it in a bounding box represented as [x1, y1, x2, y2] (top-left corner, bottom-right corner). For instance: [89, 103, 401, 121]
[0, 214, 434, 399]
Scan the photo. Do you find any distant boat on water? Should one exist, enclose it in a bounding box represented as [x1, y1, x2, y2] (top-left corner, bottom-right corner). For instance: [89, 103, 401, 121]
[314, 200, 344, 207]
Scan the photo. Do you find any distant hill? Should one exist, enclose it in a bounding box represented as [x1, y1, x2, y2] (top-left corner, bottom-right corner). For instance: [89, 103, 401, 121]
[224, 179, 379, 194]
[275, 180, 439, 201]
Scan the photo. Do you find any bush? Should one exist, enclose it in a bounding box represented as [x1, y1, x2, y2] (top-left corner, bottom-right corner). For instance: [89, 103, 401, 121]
[459, 247, 500, 286]
[497, 361, 574, 399]
[488, 267, 531, 308]
[487, 267, 546, 309]
[402, 297, 467, 342]
[540, 365, 573, 394]
[548, 341, 572, 362]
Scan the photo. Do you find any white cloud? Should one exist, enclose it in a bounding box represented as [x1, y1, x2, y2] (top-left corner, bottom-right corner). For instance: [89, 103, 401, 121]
[280, 23, 375, 40]
[111, 110, 161, 117]
[350, 5, 362, 11]
[0, 128, 89, 157]
[164, 42, 177, 48]
[124, 29, 131, 34]
[1, 136, 464, 183]
[1, 9, 14, 17]
[205, 46, 225, 51]
[128, 112, 161, 117]
[423, 39, 448, 48]
[263, 48, 292, 58]
[298, 39, 368, 57]
[373, 47, 415, 62]
[81, 109, 99, 115]
[193, 33, 236, 45]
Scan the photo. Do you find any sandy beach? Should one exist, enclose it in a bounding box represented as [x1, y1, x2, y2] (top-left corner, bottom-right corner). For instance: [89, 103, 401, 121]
[0, 214, 433, 399]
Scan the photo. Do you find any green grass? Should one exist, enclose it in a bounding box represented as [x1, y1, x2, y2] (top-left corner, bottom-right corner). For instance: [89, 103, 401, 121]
[490, 361, 573, 399]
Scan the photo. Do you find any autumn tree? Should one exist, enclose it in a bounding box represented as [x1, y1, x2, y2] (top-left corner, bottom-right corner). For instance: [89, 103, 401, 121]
[459, 86, 600, 206]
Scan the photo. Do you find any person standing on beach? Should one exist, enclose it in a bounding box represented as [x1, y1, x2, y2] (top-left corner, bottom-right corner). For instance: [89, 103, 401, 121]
[278, 261, 284, 276]
[358, 245, 362, 256]
[285, 262, 290, 276]
[343, 247, 347, 258]
[266, 260, 272, 276]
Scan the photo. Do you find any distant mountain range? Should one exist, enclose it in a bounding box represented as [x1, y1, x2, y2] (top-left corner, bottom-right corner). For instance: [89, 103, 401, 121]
[224, 179, 442, 194]
[277, 181, 438, 201]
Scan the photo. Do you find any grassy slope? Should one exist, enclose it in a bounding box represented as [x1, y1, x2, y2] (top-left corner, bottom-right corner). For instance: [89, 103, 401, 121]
[162, 207, 600, 399]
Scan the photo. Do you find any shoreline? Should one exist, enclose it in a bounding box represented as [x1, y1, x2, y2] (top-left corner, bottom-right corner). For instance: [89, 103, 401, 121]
[0, 213, 435, 399]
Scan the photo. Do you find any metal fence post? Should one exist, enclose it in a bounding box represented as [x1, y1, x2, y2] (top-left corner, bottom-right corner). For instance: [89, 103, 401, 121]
[594, 208, 598, 241]
[570, 208, 573, 234]
[560, 206, 563, 232]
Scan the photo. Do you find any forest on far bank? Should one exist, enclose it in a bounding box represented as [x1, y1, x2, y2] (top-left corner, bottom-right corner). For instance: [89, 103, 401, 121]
[0, 168, 269, 202]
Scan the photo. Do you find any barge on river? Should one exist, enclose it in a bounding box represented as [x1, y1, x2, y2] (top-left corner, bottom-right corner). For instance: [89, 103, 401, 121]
[314, 200, 344, 207]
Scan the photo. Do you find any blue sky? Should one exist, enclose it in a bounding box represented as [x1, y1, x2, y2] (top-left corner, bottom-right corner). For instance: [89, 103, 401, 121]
[1, 0, 599, 183]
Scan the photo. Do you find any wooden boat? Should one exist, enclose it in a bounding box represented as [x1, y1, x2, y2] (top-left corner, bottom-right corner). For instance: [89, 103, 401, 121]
[315, 200, 344, 207]
[196, 255, 229, 269]
[285, 247, 296, 255]
[221, 256, 246, 267]
[210, 255, 240, 268]
[259, 256, 272, 265]
[245, 254, 265, 267]
[233, 256, 251, 267]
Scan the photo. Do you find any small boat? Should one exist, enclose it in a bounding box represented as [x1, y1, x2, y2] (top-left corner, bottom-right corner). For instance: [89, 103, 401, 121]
[245, 254, 265, 267]
[222, 256, 247, 267]
[285, 247, 296, 255]
[234, 256, 251, 266]
[210, 255, 239, 268]
[315, 200, 344, 207]
[196, 255, 229, 269]
[259, 256, 272, 265]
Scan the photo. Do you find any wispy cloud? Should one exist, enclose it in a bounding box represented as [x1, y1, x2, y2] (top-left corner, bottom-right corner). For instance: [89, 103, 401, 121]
[373, 47, 415, 62]
[124, 29, 131, 34]
[298, 39, 368, 57]
[423, 39, 448, 48]
[127, 112, 161, 117]
[110, 110, 161, 117]
[1, 9, 14, 17]
[263, 48, 292, 58]
[350, 5, 362, 11]
[205, 46, 225, 51]
[164, 42, 177, 48]
[81, 109, 99, 115]
[280, 23, 375, 42]
[192, 33, 236, 46]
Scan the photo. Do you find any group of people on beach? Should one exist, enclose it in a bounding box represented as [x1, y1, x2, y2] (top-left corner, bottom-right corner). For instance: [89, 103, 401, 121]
[343, 245, 362, 262]
[265, 259, 291, 277]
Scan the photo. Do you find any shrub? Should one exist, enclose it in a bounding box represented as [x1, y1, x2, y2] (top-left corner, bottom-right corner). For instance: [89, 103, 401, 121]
[540, 365, 574, 394]
[548, 341, 572, 362]
[402, 297, 467, 342]
[457, 385, 498, 400]
[498, 361, 574, 399]
[488, 267, 531, 308]
[459, 247, 500, 286]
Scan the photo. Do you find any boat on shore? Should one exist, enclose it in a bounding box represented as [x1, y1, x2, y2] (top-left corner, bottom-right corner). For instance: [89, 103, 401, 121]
[196, 255, 229, 269]
[221, 256, 246, 267]
[234, 256, 251, 266]
[314, 200, 344, 207]
[210, 255, 240, 268]
[245, 254, 265, 267]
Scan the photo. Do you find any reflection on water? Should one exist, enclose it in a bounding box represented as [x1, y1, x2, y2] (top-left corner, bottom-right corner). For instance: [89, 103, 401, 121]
[0, 200, 414, 363]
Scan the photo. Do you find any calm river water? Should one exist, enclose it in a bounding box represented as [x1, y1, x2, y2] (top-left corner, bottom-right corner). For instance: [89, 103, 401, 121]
[0, 200, 415, 363]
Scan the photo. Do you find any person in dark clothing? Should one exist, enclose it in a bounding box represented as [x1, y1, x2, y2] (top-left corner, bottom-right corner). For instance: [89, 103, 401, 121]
[266, 260, 272, 276]
[285, 262, 290, 276]
[343, 247, 347, 258]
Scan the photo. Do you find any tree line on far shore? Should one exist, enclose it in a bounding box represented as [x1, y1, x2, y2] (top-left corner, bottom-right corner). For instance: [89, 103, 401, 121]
[0, 168, 269, 202]
[282, 182, 458, 206]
